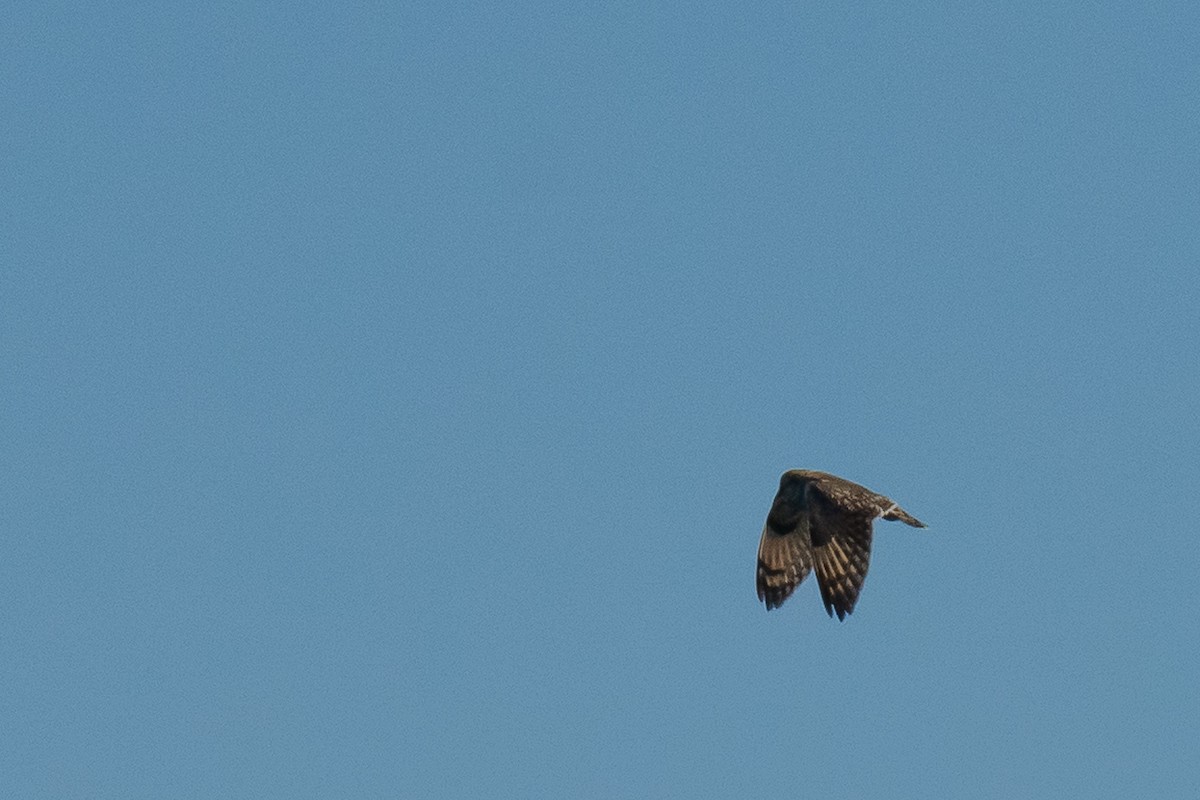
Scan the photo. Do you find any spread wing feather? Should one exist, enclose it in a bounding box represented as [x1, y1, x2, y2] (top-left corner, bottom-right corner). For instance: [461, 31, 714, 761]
[809, 504, 874, 620]
[756, 514, 812, 610]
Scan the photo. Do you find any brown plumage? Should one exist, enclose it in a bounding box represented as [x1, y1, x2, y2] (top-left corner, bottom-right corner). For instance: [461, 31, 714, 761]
[756, 470, 926, 620]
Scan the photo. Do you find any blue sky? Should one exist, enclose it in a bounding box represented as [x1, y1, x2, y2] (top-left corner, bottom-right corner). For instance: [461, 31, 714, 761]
[4, 2, 1199, 797]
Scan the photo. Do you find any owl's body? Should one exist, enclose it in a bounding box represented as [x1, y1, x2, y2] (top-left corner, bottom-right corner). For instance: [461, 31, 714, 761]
[756, 470, 926, 620]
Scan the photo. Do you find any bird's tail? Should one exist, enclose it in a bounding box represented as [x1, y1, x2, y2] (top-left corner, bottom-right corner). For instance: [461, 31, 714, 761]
[883, 505, 926, 528]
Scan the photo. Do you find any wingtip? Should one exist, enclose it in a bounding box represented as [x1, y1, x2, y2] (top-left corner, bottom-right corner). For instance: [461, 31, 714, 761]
[822, 600, 852, 621]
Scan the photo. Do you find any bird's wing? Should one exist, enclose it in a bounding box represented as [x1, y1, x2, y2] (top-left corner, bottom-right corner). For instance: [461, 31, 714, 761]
[807, 483, 875, 620]
[756, 484, 813, 610]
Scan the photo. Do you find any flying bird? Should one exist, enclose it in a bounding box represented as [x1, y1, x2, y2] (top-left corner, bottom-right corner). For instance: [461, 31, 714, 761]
[756, 470, 926, 620]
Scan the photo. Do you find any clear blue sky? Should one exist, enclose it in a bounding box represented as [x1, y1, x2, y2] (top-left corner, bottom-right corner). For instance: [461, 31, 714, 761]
[4, 3, 1198, 797]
